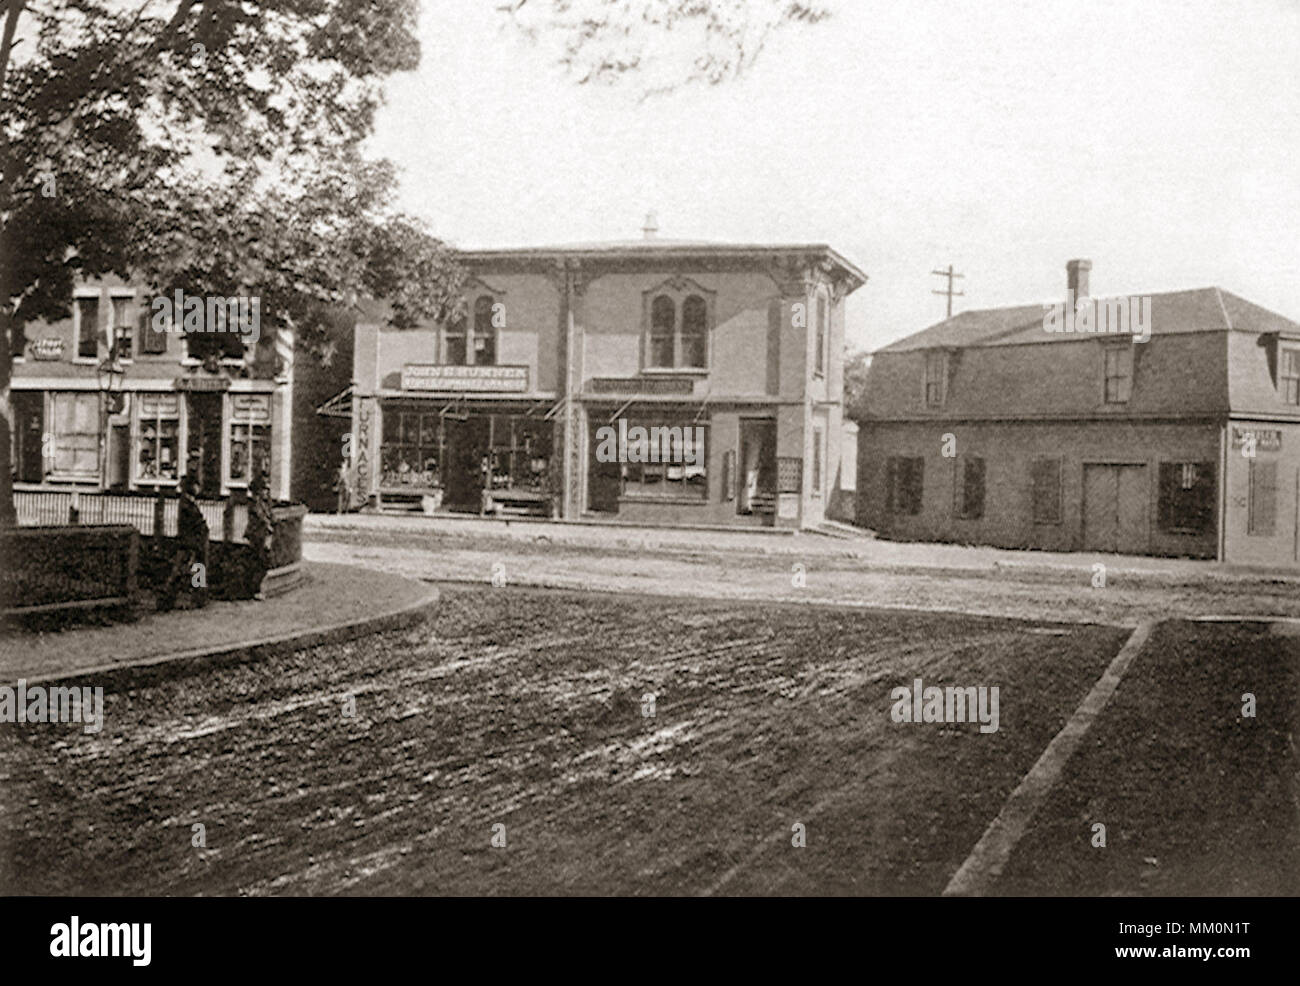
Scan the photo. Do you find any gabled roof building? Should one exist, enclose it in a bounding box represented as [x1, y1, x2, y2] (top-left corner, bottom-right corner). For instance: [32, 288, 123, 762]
[858, 260, 1300, 567]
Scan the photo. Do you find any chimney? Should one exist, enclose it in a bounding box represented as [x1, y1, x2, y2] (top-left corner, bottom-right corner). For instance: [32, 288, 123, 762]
[641, 211, 659, 240]
[1066, 258, 1092, 299]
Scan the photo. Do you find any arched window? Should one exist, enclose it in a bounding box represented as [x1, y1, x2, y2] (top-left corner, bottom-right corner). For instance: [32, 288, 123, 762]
[681, 295, 708, 368]
[473, 295, 496, 366]
[650, 295, 676, 368]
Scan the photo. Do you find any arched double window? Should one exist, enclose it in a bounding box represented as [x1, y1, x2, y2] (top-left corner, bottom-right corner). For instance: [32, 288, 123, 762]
[646, 287, 711, 370]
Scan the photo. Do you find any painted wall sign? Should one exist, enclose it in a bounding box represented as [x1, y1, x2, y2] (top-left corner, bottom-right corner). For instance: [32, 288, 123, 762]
[589, 376, 695, 395]
[400, 364, 528, 393]
[31, 338, 65, 360]
[1231, 426, 1282, 451]
[174, 375, 232, 392]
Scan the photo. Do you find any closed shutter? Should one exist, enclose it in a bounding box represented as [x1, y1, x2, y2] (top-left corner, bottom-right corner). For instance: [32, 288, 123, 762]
[140, 307, 168, 354]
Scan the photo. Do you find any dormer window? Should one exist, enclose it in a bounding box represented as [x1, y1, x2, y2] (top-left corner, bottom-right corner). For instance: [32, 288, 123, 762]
[1281, 347, 1300, 405]
[643, 278, 714, 371]
[1103, 343, 1133, 403]
[923, 350, 948, 407]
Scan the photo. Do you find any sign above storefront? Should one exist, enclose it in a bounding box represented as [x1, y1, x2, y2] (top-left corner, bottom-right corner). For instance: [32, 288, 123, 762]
[174, 375, 232, 392]
[589, 376, 695, 395]
[1231, 426, 1282, 451]
[401, 364, 528, 393]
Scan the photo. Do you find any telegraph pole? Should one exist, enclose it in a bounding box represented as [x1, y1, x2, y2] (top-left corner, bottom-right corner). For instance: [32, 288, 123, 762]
[931, 265, 965, 318]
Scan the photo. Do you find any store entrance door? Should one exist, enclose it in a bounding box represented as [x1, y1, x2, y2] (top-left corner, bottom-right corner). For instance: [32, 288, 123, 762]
[1083, 463, 1148, 553]
[186, 392, 223, 496]
[443, 415, 488, 512]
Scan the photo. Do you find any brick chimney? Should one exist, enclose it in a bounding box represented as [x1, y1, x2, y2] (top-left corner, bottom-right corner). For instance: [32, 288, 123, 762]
[1067, 258, 1092, 299]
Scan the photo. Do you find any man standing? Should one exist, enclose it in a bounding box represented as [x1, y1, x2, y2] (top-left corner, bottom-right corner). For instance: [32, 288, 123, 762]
[158, 474, 210, 612]
[244, 468, 274, 600]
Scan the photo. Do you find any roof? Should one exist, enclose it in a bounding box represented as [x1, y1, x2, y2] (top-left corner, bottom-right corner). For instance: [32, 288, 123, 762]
[877, 287, 1300, 353]
[454, 238, 869, 293]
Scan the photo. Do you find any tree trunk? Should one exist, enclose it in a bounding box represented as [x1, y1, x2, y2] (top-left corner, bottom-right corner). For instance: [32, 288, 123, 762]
[0, 322, 14, 527]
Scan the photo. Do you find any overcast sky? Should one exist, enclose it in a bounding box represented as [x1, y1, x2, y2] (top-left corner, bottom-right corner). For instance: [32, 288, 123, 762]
[367, 0, 1300, 353]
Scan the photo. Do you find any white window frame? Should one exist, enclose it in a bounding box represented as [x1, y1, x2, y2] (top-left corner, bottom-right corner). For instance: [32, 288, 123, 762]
[107, 288, 136, 363]
[72, 287, 101, 365]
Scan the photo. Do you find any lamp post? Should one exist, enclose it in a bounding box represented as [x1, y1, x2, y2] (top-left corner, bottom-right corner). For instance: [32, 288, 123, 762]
[96, 341, 125, 489]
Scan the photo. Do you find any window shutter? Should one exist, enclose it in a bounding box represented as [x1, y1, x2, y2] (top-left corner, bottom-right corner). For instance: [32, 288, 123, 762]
[1249, 460, 1277, 536]
[140, 308, 167, 354]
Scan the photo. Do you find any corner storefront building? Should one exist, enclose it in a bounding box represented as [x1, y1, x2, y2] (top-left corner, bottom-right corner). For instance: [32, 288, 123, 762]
[348, 232, 867, 528]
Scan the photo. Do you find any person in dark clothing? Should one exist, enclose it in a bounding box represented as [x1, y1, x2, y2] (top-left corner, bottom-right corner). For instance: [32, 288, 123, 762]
[244, 468, 274, 600]
[158, 474, 210, 611]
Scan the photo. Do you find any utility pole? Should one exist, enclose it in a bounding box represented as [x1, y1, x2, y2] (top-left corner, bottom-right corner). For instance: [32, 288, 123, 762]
[931, 265, 965, 318]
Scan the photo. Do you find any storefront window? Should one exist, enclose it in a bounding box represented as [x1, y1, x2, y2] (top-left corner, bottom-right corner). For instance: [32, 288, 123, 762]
[229, 394, 271, 484]
[617, 419, 707, 500]
[136, 393, 180, 483]
[487, 416, 550, 491]
[49, 392, 100, 477]
[382, 410, 442, 488]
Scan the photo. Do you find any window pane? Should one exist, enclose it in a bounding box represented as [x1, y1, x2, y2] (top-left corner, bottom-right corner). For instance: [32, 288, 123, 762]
[650, 295, 675, 367]
[77, 298, 99, 358]
[681, 295, 708, 368]
[473, 295, 496, 366]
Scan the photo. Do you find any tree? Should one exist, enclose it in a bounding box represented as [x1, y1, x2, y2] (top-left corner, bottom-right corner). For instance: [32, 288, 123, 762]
[0, 0, 466, 523]
[501, 0, 832, 96]
[843, 349, 871, 423]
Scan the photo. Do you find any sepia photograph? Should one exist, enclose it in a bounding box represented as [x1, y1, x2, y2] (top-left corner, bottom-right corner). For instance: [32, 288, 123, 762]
[0, 0, 1294, 967]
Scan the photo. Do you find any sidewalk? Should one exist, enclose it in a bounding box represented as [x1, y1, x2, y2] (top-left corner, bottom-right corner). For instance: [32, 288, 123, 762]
[0, 562, 438, 685]
[307, 512, 1300, 585]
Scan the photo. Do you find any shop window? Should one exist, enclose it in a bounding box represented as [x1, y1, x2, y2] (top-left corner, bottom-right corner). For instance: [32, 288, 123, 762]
[1030, 457, 1062, 524]
[229, 394, 272, 485]
[136, 393, 181, 484]
[487, 416, 551, 492]
[1281, 348, 1300, 405]
[923, 350, 947, 407]
[472, 295, 497, 366]
[1157, 462, 1214, 534]
[1104, 344, 1133, 403]
[887, 456, 923, 514]
[612, 419, 708, 500]
[49, 392, 100, 477]
[957, 456, 985, 519]
[382, 410, 442, 489]
[75, 296, 100, 359]
[110, 296, 133, 359]
[1248, 459, 1276, 537]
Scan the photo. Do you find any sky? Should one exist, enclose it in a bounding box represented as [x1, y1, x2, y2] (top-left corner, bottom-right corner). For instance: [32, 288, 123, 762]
[366, 0, 1300, 354]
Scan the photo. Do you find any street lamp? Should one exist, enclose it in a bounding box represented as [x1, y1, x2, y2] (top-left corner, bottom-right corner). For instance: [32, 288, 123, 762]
[96, 341, 126, 488]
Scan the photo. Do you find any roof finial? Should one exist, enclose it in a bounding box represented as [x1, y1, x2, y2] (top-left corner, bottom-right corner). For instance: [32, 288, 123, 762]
[642, 210, 659, 240]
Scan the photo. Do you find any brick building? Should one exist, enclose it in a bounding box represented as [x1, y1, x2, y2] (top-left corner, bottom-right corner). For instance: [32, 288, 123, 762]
[857, 260, 1300, 567]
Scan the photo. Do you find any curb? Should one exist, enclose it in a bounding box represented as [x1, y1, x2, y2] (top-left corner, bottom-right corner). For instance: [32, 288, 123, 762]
[942, 619, 1157, 896]
[16, 585, 441, 691]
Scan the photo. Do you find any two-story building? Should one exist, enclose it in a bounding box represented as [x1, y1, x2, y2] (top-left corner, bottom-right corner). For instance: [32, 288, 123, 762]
[347, 229, 867, 528]
[10, 276, 295, 501]
[858, 259, 1300, 567]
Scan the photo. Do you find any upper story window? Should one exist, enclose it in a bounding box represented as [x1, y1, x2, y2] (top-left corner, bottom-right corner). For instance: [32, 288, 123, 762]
[644, 279, 713, 371]
[74, 295, 99, 360]
[923, 350, 948, 407]
[1280, 347, 1300, 405]
[1104, 344, 1133, 403]
[443, 294, 498, 366]
[815, 294, 828, 378]
[109, 294, 133, 359]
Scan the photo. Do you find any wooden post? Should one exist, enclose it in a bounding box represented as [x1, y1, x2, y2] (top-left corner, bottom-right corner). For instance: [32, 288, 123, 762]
[222, 497, 235, 542]
[154, 493, 166, 539]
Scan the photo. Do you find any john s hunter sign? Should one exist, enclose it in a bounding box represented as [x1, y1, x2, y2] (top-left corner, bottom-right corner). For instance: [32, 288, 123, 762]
[400, 364, 528, 393]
